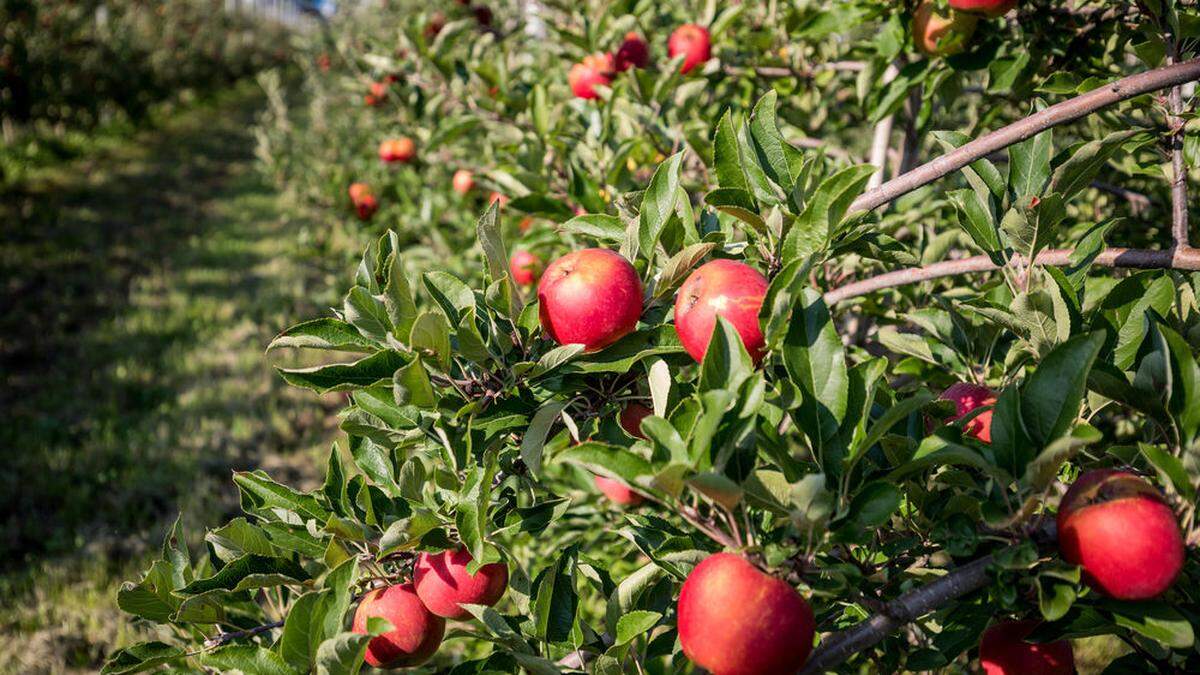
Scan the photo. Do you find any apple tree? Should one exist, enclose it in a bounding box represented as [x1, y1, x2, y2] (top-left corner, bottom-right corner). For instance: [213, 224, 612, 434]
[107, 1, 1200, 673]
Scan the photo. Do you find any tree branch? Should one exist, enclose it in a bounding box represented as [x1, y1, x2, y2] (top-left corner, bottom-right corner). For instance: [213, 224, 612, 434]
[1167, 58, 1190, 246]
[849, 57, 1200, 214]
[824, 246, 1200, 305]
[797, 553, 997, 674]
[866, 64, 901, 191]
[203, 620, 284, 649]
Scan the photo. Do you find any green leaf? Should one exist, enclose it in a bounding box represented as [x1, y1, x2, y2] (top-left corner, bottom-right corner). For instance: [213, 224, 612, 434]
[1020, 332, 1105, 446]
[409, 312, 451, 370]
[947, 188, 1000, 253]
[267, 319, 376, 352]
[699, 316, 754, 393]
[783, 289, 848, 463]
[559, 442, 652, 488]
[206, 518, 277, 563]
[178, 554, 309, 595]
[201, 645, 298, 675]
[1049, 130, 1139, 200]
[101, 642, 185, 675]
[477, 201, 522, 317]
[638, 152, 684, 259]
[1009, 124, 1054, 198]
[277, 350, 409, 394]
[748, 91, 795, 191]
[686, 472, 743, 511]
[343, 286, 391, 342]
[784, 165, 877, 262]
[560, 214, 625, 242]
[1139, 443, 1196, 501]
[713, 109, 750, 192]
[234, 470, 330, 522]
[314, 632, 373, 675]
[845, 482, 902, 529]
[532, 548, 579, 644]
[614, 610, 662, 646]
[279, 590, 334, 670]
[1105, 600, 1195, 649]
[521, 401, 567, 478]
[705, 188, 765, 232]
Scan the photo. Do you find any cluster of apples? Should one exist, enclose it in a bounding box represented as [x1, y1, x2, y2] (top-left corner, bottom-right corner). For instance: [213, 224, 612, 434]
[913, 0, 1017, 57]
[364, 74, 402, 107]
[568, 23, 712, 100]
[351, 548, 508, 669]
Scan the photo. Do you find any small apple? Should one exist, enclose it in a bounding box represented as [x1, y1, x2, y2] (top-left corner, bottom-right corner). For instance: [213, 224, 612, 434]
[568, 52, 615, 100]
[939, 382, 996, 443]
[674, 259, 768, 364]
[316, 52, 331, 72]
[913, 1, 978, 56]
[979, 620, 1073, 675]
[413, 548, 509, 620]
[425, 11, 446, 39]
[1057, 469, 1184, 600]
[619, 402, 652, 439]
[488, 191, 509, 208]
[509, 250, 542, 286]
[379, 137, 416, 164]
[538, 248, 642, 351]
[594, 475, 644, 506]
[348, 183, 378, 221]
[352, 583, 445, 668]
[452, 169, 475, 195]
[950, 0, 1017, 17]
[614, 32, 650, 71]
[668, 24, 711, 74]
[678, 553, 815, 675]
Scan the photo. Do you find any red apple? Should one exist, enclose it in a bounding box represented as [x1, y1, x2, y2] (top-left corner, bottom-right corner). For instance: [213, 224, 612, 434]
[509, 250, 542, 286]
[939, 382, 996, 443]
[674, 259, 768, 365]
[452, 169, 475, 195]
[950, 0, 1017, 17]
[488, 191, 509, 208]
[913, 2, 978, 56]
[352, 583, 445, 668]
[979, 620, 1073, 675]
[668, 24, 711, 74]
[424, 11, 446, 38]
[568, 52, 615, 100]
[379, 137, 416, 164]
[348, 183, 378, 221]
[678, 553, 815, 675]
[413, 548, 509, 620]
[619, 402, 652, 439]
[538, 248, 642, 351]
[614, 32, 650, 71]
[594, 475, 644, 506]
[1057, 469, 1184, 600]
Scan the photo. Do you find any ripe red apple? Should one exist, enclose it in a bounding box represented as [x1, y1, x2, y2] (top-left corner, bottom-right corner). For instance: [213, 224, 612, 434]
[348, 183, 378, 221]
[413, 548, 509, 620]
[614, 32, 650, 71]
[509, 250, 542, 286]
[316, 52, 331, 72]
[619, 402, 651, 439]
[568, 52, 615, 100]
[950, 0, 1017, 17]
[352, 583, 445, 668]
[678, 553, 815, 675]
[668, 24, 711, 74]
[538, 248, 642, 351]
[1057, 469, 1184, 600]
[379, 137, 416, 164]
[674, 259, 768, 365]
[913, 2, 978, 56]
[979, 620, 1073, 675]
[452, 169, 475, 195]
[594, 475, 644, 506]
[939, 382, 996, 443]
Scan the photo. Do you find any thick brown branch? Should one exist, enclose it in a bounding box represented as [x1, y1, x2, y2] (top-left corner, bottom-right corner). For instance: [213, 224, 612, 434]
[797, 554, 997, 674]
[825, 246, 1200, 305]
[849, 58, 1200, 214]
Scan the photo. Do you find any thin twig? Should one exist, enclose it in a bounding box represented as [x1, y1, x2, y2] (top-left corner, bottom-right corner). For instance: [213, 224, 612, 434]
[203, 620, 285, 649]
[1166, 51, 1191, 246]
[849, 57, 1200, 214]
[825, 246, 1200, 305]
[866, 64, 900, 190]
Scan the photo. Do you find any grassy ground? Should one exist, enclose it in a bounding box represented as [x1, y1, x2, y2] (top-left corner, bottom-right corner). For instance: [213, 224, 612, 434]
[0, 82, 347, 672]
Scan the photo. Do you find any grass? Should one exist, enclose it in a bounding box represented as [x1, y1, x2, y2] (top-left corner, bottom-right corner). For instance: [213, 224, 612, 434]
[0, 81, 349, 672]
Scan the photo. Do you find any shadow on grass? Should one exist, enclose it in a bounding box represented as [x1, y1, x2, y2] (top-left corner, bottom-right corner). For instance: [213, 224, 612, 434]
[0, 84, 344, 640]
